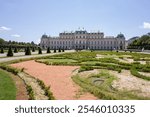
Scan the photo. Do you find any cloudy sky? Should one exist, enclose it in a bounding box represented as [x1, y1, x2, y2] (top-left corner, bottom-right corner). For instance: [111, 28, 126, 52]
[0, 0, 150, 43]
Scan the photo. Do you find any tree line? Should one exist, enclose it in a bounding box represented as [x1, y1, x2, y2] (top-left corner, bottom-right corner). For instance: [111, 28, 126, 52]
[128, 33, 150, 50]
[0, 38, 37, 48]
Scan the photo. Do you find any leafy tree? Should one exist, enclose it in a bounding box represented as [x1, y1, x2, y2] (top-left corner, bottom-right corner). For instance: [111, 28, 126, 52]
[7, 46, 13, 57]
[31, 41, 35, 45]
[25, 47, 31, 55]
[14, 47, 18, 53]
[47, 47, 51, 53]
[38, 47, 42, 54]
[0, 47, 4, 53]
[128, 34, 150, 50]
[0, 38, 5, 45]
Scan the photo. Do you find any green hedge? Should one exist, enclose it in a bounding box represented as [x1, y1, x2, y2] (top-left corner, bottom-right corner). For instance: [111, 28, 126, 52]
[130, 67, 150, 81]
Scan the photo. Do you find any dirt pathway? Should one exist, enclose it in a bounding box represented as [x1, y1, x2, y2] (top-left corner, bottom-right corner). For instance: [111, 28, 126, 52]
[11, 60, 97, 100]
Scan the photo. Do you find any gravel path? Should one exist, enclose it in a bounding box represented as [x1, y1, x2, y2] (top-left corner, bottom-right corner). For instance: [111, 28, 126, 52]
[11, 60, 97, 100]
[110, 70, 150, 98]
[0, 50, 75, 63]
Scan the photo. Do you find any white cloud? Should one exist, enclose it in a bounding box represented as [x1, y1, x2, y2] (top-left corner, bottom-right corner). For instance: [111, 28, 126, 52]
[0, 26, 11, 31]
[11, 34, 21, 38]
[143, 22, 150, 29]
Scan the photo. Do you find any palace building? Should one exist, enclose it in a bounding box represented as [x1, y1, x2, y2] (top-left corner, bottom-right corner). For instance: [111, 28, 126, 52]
[40, 30, 125, 50]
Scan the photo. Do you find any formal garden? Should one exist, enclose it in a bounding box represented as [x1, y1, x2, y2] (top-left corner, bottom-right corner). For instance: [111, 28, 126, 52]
[35, 51, 150, 99]
[0, 50, 150, 100]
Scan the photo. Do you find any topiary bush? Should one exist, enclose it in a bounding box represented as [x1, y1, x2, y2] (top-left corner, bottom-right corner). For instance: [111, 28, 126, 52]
[38, 47, 42, 54]
[54, 48, 56, 53]
[32, 47, 35, 52]
[25, 47, 31, 55]
[58, 48, 61, 52]
[7, 46, 13, 57]
[0, 47, 4, 53]
[47, 47, 51, 53]
[14, 47, 18, 53]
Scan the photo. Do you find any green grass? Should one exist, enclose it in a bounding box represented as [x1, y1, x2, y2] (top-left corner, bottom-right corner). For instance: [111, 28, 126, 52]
[0, 69, 16, 100]
[36, 51, 150, 79]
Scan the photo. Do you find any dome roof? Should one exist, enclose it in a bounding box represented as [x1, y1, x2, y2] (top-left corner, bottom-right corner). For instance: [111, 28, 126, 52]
[116, 33, 125, 39]
[42, 34, 48, 38]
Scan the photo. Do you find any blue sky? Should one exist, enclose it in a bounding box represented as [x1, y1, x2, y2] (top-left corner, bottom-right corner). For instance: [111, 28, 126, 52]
[0, 0, 150, 43]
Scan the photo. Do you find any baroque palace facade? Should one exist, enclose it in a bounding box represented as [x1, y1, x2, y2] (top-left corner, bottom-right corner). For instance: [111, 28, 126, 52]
[40, 30, 125, 50]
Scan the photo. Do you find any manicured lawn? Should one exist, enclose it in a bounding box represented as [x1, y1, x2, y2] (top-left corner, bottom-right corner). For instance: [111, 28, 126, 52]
[0, 69, 16, 100]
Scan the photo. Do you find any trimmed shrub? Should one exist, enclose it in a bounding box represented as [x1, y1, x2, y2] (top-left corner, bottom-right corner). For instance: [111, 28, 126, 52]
[37, 79, 55, 100]
[62, 48, 65, 52]
[14, 47, 18, 53]
[32, 47, 35, 52]
[0, 47, 4, 53]
[38, 47, 42, 54]
[130, 67, 150, 81]
[47, 47, 51, 53]
[0, 64, 19, 75]
[25, 47, 31, 55]
[58, 48, 61, 52]
[7, 46, 13, 57]
[54, 48, 56, 53]
[26, 85, 35, 100]
[79, 66, 94, 72]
